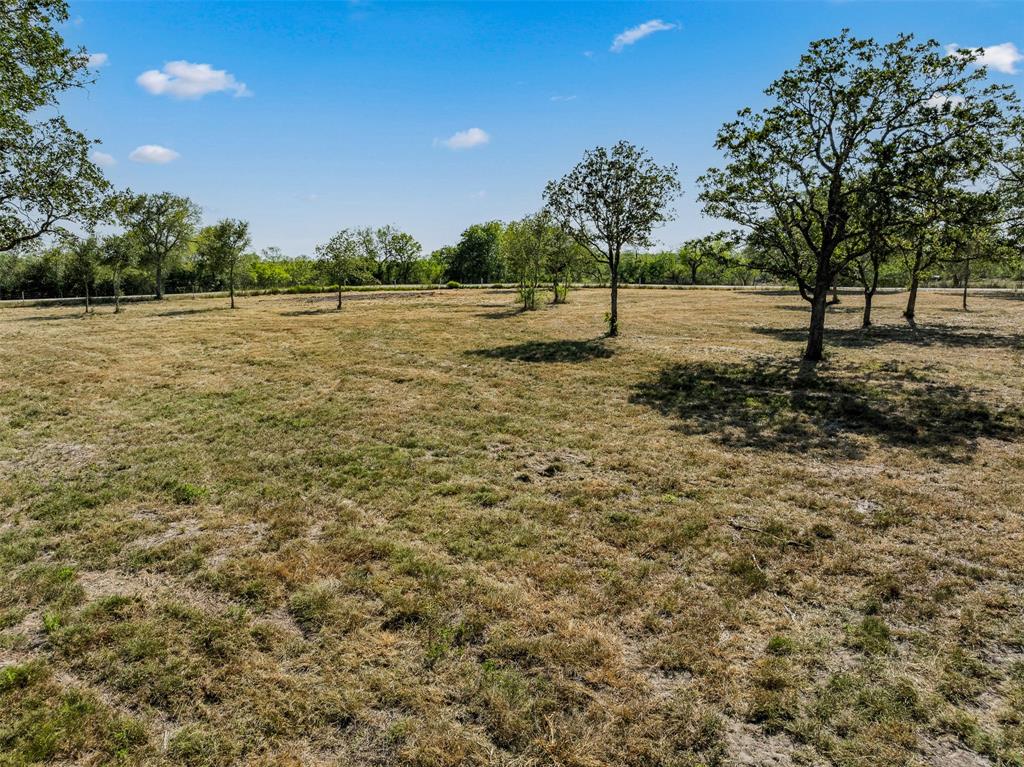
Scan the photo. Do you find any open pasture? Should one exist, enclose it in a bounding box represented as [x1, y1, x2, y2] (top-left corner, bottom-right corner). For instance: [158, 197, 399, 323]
[1, 288, 1023, 766]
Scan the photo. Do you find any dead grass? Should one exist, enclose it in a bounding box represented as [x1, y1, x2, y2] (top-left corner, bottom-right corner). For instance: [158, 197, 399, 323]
[1, 287, 1023, 766]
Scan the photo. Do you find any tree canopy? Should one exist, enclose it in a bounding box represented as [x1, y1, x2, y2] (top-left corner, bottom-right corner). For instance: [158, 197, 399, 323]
[1, 0, 110, 254]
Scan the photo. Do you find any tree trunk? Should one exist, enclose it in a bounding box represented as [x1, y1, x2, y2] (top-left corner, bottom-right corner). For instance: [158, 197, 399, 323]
[84, 282, 91, 314]
[828, 284, 840, 305]
[229, 264, 236, 309]
[862, 262, 879, 329]
[690, 263, 698, 285]
[608, 260, 619, 337]
[337, 283, 343, 310]
[155, 259, 164, 300]
[962, 259, 970, 311]
[904, 243, 922, 321]
[804, 281, 829, 362]
[113, 272, 121, 314]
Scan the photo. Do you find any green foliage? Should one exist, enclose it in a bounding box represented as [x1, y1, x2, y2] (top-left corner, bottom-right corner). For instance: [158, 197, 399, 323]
[118, 192, 201, 299]
[544, 140, 680, 334]
[440, 221, 505, 284]
[0, 0, 110, 254]
[194, 218, 251, 307]
[699, 30, 1017, 359]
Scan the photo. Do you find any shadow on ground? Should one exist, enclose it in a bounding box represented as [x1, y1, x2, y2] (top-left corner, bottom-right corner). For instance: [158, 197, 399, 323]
[754, 323, 1024, 350]
[279, 307, 338, 316]
[10, 313, 80, 322]
[470, 338, 613, 363]
[631, 359, 1023, 460]
[152, 306, 227, 318]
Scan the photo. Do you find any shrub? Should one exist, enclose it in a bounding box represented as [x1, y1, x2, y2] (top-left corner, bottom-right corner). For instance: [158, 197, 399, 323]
[446, 280, 462, 289]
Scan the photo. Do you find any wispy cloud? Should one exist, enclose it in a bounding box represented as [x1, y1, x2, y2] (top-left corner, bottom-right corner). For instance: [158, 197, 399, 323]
[129, 145, 180, 164]
[137, 60, 251, 99]
[90, 150, 116, 168]
[438, 127, 490, 150]
[550, 94, 577, 102]
[86, 52, 108, 68]
[946, 42, 1023, 74]
[611, 19, 676, 53]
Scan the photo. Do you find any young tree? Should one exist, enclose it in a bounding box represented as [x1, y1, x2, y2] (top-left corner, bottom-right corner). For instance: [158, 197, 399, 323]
[501, 215, 547, 310]
[544, 141, 680, 336]
[699, 31, 1015, 361]
[119, 192, 200, 299]
[315, 229, 373, 309]
[100, 233, 137, 313]
[195, 219, 251, 308]
[542, 221, 586, 304]
[67, 235, 101, 313]
[1, 0, 110, 255]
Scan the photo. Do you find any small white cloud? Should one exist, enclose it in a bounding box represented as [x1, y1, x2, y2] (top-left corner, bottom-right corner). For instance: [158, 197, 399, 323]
[611, 19, 676, 53]
[87, 52, 108, 68]
[925, 93, 965, 110]
[90, 150, 116, 167]
[550, 95, 577, 102]
[137, 60, 251, 99]
[298, 193, 319, 203]
[129, 145, 180, 164]
[946, 42, 1023, 74]
[582, 50, 594, 58]
[439, 127, 490, 150]
[471, 190, 487, 199]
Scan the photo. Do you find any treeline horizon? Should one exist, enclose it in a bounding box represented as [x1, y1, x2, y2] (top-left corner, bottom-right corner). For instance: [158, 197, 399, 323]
[4, 222, 1021, 302]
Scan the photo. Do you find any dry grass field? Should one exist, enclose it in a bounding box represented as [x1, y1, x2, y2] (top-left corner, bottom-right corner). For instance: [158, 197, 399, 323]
[1, 287, 1023, 767]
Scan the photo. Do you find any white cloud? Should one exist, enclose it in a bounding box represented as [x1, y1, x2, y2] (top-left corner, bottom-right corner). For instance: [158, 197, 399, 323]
[611, 19, 676, 53]
[129, 145, 180, 164]
[925, 93, 965, 110]
[90, 150, 116, 167]
[137, 60, 251, 99]
[945, 42, 1023, 74]
[87, 52, 108, 68]
[550, 94, 577, 102]
[439, 127, 490, 150]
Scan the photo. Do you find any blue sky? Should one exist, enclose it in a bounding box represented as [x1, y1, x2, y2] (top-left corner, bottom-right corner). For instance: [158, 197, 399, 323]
[62, 1, 1023, 256]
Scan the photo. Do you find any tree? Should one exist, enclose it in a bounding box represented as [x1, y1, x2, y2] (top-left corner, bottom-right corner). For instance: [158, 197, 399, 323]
[679, 232, 732, 285]
[358, 225, 422, 284]
[544, 141, 680, 336]
[195, 219, 251, 308]
[442, 222, 504, 284]
[67, 234, 101, 313]
[699, 31, 1015, 361]
[501, 215, 547, 310]
[377, 226, 422, 284]
[541, 219, 587, 304]
[119, 192, 200, 299]
[1, 0, 110, 255]
[315, 229, 373, 309]
[100, 233, 137, 313]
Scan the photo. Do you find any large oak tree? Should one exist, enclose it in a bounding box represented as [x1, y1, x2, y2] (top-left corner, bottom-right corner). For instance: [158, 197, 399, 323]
[699, 31, 1015, 361]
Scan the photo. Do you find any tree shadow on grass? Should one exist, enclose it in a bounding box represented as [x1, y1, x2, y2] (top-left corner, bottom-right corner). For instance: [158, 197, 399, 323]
[754, 323, 1024, 351]
[469, 338, 613, 363]
[152, 306, 227, 318]
[630, 359, 1023, 461]
[279, 307, 336, 316]
[10, 313, 79, 322]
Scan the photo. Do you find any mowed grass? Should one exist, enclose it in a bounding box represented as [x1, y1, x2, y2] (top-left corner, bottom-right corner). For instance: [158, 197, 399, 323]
[1, 287, 1023, 766]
